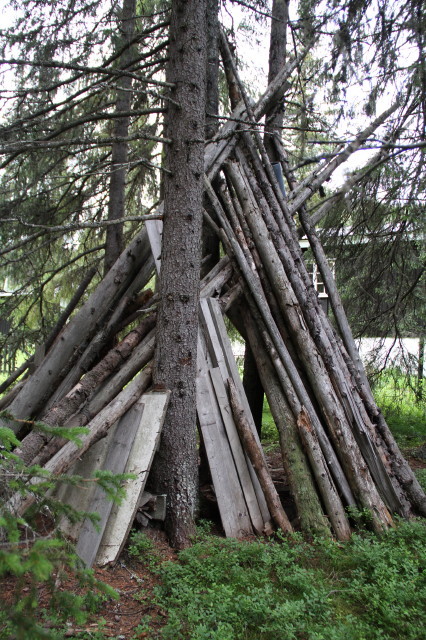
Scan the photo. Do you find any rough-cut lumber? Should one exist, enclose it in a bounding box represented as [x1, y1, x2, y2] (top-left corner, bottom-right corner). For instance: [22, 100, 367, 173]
[196, 337, 254, 538]
[75, 400, 144, 567]
[201, 298, 271, 526]
[96, 391, 170, 566]
[210, 367, 266, 534]
[55, 428, 118, 542]
[228, 378, 293, 534]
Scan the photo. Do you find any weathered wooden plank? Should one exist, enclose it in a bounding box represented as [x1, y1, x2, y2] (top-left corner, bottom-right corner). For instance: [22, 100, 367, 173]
[205, 298, 271, 524]
[207, 298, 251, 417]
[199, 298, 228, 377]
[96, 391, 170, 566]
[197, 336, 253, 537]
[209, 367, 265, 534]
[56, 424, 118, 542]
[145, 218, 163, 274]
[75, 401, 144, 567]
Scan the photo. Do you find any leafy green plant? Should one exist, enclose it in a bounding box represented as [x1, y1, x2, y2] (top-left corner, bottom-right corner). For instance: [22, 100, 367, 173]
[0, 425, 120, 639]
[372, 369, 426, 450]
[155, 521, 426, 640]
[128, 530, 161, 571]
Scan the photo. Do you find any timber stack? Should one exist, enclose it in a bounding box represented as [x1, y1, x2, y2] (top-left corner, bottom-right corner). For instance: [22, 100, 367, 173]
[1, 35, 425, 564]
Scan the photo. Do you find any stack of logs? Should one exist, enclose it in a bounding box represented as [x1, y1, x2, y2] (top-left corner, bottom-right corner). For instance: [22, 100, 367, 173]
[1, 42, 425, 541]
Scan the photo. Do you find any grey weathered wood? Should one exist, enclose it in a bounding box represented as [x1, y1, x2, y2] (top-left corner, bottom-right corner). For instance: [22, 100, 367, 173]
[199, 298, 228, 377]
[76, 401, 144, 567]
[197, 336, 253, 537]
[70, 331, 155, 425]
[96, 391, 170, 565]
[8, 366, 153, 517]
[205, 174, 356, 509]
[56, 424, 119, 542]
[5, 228, 153, 429]
[145, 217, 163, 273]
[209, 367, 266, 534]
[204, 298, 271, 524]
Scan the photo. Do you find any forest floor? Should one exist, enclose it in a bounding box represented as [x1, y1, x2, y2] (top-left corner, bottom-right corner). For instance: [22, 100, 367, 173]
[8, 449, 423, 640]
[1, 433, 425, 639]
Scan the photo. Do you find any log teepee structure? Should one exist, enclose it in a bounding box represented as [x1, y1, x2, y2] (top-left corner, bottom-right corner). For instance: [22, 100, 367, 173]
[1, 38, 425, 565]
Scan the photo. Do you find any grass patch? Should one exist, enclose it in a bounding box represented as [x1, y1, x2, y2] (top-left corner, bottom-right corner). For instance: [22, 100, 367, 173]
[153, 520, 426, 640]
[373, 370, 426, 450]
[260, 399, 280, 452]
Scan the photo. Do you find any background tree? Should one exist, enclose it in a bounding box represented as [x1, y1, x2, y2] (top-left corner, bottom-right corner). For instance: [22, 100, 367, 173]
[0, 0, 169, 366]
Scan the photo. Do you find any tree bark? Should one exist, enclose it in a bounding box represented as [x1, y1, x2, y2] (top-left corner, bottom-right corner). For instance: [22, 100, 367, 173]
[152, 0, 207, 549]
[264, 0, 289, 162]
[104, 0, 137, 274]
[15, 314, 156, 466]
[242, 306, 333, 537]
[228, 377, 293, 533]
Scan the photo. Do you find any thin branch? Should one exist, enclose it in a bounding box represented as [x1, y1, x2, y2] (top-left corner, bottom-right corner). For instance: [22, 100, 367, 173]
[2, 214, 164, 234]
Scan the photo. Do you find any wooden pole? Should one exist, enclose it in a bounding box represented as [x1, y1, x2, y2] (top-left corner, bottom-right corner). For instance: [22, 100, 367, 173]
[227, 378, 293, 534]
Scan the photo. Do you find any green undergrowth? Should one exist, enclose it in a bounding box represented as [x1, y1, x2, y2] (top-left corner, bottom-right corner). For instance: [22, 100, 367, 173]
[372, 370, 426, 451]
[151, 520, 426, 640]
[0, 425, 123, 640]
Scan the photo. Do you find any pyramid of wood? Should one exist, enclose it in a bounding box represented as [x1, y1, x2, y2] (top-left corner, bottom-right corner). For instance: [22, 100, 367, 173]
[1, 49, 425, 565]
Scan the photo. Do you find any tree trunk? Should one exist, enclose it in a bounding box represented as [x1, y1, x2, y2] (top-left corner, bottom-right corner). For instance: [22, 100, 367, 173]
[201, 0, 221, 278]
[104, 0, 137, 274]
[264, 0, 289, 162]
[152, 0, 207, 549]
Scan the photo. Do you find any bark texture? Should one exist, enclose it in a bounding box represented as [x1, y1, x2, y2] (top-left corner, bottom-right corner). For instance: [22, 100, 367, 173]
[152, 0, 207, 548]
[228, 378, 293, 533]
[264, 0, 289, 161]
[104, 0, 137, 274]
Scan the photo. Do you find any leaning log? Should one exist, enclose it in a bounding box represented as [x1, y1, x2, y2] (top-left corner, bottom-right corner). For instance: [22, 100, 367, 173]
[296, 408, 352, 540]
[14, 314, 157, 466]
[8, 364, 153, 517]
[228, 377, 293, 534]
[241, 308, 332, 537]
[4, 228, 154, 431]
